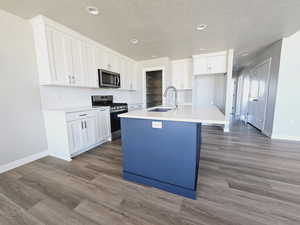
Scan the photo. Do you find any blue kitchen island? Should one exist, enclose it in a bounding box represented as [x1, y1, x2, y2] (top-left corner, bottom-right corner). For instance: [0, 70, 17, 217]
[119, 106, 225, 199]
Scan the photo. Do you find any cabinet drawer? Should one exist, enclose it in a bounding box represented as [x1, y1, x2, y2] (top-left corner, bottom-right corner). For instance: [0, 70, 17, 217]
[66, 110, 96, 122]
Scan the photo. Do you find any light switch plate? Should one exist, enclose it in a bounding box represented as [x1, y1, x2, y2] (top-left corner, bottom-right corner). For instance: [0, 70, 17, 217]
[152, 121, 162, 129]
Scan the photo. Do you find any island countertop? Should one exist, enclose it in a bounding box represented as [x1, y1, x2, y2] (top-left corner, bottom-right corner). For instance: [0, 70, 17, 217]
[119, 105, 226, 124]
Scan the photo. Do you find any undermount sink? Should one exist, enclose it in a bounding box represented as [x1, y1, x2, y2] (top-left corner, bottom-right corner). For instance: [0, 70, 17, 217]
[148, 107, 174, 112]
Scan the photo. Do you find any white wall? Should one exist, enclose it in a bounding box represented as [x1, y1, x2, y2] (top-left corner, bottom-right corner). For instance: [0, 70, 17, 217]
[214, 75, 227, 113]
[192, 75, 218, 107]
[192, 74, 227, 111]
[0, 9, 48, 169]
[272, 32, 300, 140]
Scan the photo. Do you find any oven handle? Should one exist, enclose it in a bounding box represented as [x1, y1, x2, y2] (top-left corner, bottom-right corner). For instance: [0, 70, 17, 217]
[110, 110, 128, 114]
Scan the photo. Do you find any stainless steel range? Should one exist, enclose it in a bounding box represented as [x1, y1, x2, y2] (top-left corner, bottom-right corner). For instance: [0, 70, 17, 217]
[91, 95, 128, 139]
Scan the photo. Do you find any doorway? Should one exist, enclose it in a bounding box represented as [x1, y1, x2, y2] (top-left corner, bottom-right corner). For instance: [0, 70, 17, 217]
[145, 70, 163, 108]
[247, 59, 271, 131]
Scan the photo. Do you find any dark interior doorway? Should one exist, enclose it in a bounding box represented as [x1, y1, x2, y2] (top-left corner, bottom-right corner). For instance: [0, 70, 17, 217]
[146, 70, 163, 108]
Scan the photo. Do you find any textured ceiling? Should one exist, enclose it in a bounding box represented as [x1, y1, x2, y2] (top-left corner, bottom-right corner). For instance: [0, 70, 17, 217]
[1, 0, 300, 67]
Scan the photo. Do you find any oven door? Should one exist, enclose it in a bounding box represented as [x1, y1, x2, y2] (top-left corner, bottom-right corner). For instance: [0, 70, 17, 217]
[110, 110, 128, 133]
[99, 69, 120, 88]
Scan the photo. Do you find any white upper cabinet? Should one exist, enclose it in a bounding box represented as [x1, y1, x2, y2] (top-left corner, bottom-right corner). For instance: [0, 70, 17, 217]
[193, 51, 227, 75]
[31, 15, 137, 89]
[109, 53, 121, 73]
[130, 62, 138, 91]
[82, 43, 98, 88]
[120, 58, 129, 89]
[119, 57, 137, 91]
[45, 26, 71, 85]
[71, 38, 86, 87]
[172, 59, 192, 90]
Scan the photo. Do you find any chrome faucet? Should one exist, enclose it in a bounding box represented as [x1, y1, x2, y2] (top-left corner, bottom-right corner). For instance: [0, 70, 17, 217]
[163, 86, 178, 108]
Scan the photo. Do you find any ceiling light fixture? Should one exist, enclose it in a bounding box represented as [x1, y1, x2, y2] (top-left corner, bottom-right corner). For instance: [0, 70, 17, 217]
[196, 24, 208, 31]
[130, 39, 139, 44]
[86, 6, 99, 16]
[199, 48, 207, 51]
[151, 55, 157, 58]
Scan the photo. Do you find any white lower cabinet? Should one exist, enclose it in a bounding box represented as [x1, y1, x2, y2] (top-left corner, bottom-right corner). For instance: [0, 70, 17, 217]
[67, 116, 98, 156]
[44, 108, 111, 161]
[96, 108, 111, 142]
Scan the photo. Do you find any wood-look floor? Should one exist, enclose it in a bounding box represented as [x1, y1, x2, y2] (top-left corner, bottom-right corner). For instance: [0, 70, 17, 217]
[1, 121, 300, 225]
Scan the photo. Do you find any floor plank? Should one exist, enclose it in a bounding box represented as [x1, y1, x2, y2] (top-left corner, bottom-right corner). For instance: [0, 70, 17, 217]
[1, 121, 300, 225]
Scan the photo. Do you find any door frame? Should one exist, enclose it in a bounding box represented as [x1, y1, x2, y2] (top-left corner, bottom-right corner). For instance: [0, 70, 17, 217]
[247, 58, 272, 134]
[142, 66, 165, 108]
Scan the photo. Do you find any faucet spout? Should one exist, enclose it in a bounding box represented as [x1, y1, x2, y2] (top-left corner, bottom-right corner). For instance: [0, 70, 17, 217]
[163, 86, 178, 108]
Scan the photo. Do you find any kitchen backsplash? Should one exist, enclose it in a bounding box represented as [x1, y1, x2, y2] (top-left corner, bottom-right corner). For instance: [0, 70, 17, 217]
[40, 86, 142, 109]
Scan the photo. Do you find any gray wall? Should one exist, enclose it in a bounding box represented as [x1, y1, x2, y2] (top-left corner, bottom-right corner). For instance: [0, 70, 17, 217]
[238, 40, 282, 136]
[0, 9, 48, 167]
[273, 31, 300, 140]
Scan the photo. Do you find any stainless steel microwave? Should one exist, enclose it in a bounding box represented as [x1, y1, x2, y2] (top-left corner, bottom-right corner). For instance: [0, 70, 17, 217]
[98, 69, 120, 88]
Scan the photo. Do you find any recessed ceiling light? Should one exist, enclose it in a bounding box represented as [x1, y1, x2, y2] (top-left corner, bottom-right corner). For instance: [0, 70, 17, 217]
[130, 39, 139, 44]
[151, 55, 157, 58]
[199, 48, 207, 51]
[196, 24, 208, 31]
[86, 6, 99, 16]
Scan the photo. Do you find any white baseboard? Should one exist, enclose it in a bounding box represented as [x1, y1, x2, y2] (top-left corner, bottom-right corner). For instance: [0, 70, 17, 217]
[272, 135, 300, 142]
[0, 150, 49, 174]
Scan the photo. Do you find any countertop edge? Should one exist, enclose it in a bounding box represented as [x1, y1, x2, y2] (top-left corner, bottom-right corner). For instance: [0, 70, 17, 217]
[118, 114, 226, 124]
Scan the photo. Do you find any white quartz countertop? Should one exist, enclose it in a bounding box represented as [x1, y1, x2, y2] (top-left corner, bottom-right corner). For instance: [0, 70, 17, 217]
[44, 106, 109, 113]
[118, 105, 226, 124]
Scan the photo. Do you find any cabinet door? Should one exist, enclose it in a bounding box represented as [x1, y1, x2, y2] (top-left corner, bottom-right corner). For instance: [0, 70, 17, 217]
[62, 34, 74, 84]
[71, 38, 86, 87]
[193, 56, 208, 75]
[83, 43, 98, 88]
[207, 55, 227, 74]
[128, 61, 137, 90]
[103, 109, 111, 138]
[67, 120, 84, 155]
[97, 48, 110, 70]
[84, 117, 97, 148]
[96, 109, 111, 142]
[46, 27, 70, 85]
[109, 53, 121, 73]
[120, 58, 129, 89]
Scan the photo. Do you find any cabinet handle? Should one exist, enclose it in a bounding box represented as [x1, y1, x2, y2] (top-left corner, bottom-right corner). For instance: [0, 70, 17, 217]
[68, 75, 71, 84]
[84, 121, 87, 129]
[72, 76, 75, 84]
[79, 114, 88, 117]
[81, 121, 84, 129]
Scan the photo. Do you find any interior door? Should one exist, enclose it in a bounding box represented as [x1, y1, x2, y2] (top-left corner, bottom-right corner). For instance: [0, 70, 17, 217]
[248, 61, 270, 130]
[248, 69, 260, 128]
[256, 61, 270, 130]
